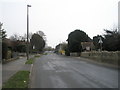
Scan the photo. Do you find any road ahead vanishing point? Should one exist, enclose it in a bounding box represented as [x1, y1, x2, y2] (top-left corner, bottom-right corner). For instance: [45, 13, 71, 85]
[30, 52, 118, 88]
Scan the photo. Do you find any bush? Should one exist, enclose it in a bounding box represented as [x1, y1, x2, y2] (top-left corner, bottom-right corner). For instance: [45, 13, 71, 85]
[16, 44, 26, 53]
[6, 50, 12, 59]
[2, 42, 8, 59]
[65, 48, 70, 56]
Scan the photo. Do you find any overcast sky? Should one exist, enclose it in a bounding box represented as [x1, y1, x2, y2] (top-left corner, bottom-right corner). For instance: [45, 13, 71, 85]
[0, 0, 119, 48]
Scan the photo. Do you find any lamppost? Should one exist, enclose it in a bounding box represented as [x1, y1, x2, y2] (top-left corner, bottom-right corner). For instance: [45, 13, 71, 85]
[27, 5, 31, 60]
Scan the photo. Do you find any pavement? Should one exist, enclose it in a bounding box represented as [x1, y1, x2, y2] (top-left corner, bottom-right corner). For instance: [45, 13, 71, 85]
[30, 52, 118, 88]
[2, 55, 34, 84]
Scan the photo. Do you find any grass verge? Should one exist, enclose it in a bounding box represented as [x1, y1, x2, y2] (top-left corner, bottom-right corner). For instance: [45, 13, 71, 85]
[25, 58, 34, 64]
[43, 53, 47, 55]
[2, 71, 30, 88]
[34, 55, 40, 58]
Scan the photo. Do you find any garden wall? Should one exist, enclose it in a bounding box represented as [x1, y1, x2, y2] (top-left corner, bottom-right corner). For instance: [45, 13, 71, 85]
[81, 51, 120, 65]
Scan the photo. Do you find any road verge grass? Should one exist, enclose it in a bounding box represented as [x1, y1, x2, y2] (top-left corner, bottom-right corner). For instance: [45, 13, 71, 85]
[43, 53, 47, 55]
[2, 71, 30, 88]
[25, 58, 34, 64]
[34, 55, 40, 58]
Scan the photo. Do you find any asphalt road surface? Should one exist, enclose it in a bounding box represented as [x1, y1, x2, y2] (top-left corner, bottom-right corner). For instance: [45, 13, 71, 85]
[30, 52, 118, 88]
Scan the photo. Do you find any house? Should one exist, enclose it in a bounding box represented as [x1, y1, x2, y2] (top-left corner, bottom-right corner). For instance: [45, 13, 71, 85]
[81, 42, 95, 51]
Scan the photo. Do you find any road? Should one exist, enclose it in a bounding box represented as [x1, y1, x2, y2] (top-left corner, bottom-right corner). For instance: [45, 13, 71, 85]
[30, 52, 118, 88]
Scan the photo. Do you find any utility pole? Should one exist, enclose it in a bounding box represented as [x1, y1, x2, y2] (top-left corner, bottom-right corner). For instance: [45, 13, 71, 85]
[118, 1, 120, 34]
[27, 5, 31, 60]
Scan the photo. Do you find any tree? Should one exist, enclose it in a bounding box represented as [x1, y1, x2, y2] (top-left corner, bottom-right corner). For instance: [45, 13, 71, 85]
[103, 29, 120, 51]
[36, 31, 45, 37]
[9, 33, 28, 52]
[60, 42, 67, 51]
[0, 22, 9, 59]
[30, 33, 45, 53]
[0, 22, 7, 39]
[64, 44, 70, 56]
[54, 44, 60, 53]
[44, 46, 54, 51]
[9, 32, 33, 42]
[36, 30, 46, 41]
[2, 42, 8, 59]
[54, 42, 68, 53]
[67, 29, 91, 52]
[16, 44, 26, 52]
[93, 35, 104, 50]
[9, 34, 19, 41]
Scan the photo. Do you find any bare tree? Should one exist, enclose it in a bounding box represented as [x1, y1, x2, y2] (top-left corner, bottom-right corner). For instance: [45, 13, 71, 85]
[9, 34, 19, 41]
[0, 22, 7, 39]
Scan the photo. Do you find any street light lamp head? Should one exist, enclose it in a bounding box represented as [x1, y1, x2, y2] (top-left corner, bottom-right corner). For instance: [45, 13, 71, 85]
[27, 5, 31, 7]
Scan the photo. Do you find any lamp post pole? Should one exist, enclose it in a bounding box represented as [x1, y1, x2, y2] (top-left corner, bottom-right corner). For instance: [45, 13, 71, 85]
[27, 5, 31, 60]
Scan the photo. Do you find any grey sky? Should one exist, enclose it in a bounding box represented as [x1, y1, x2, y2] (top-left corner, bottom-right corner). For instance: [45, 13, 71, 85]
[0, 0, 119, 48]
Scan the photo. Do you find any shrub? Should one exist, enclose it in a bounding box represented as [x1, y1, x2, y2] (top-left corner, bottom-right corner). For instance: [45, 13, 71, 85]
[65, 48, 70, 56]
[2, 42, 8, 59]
